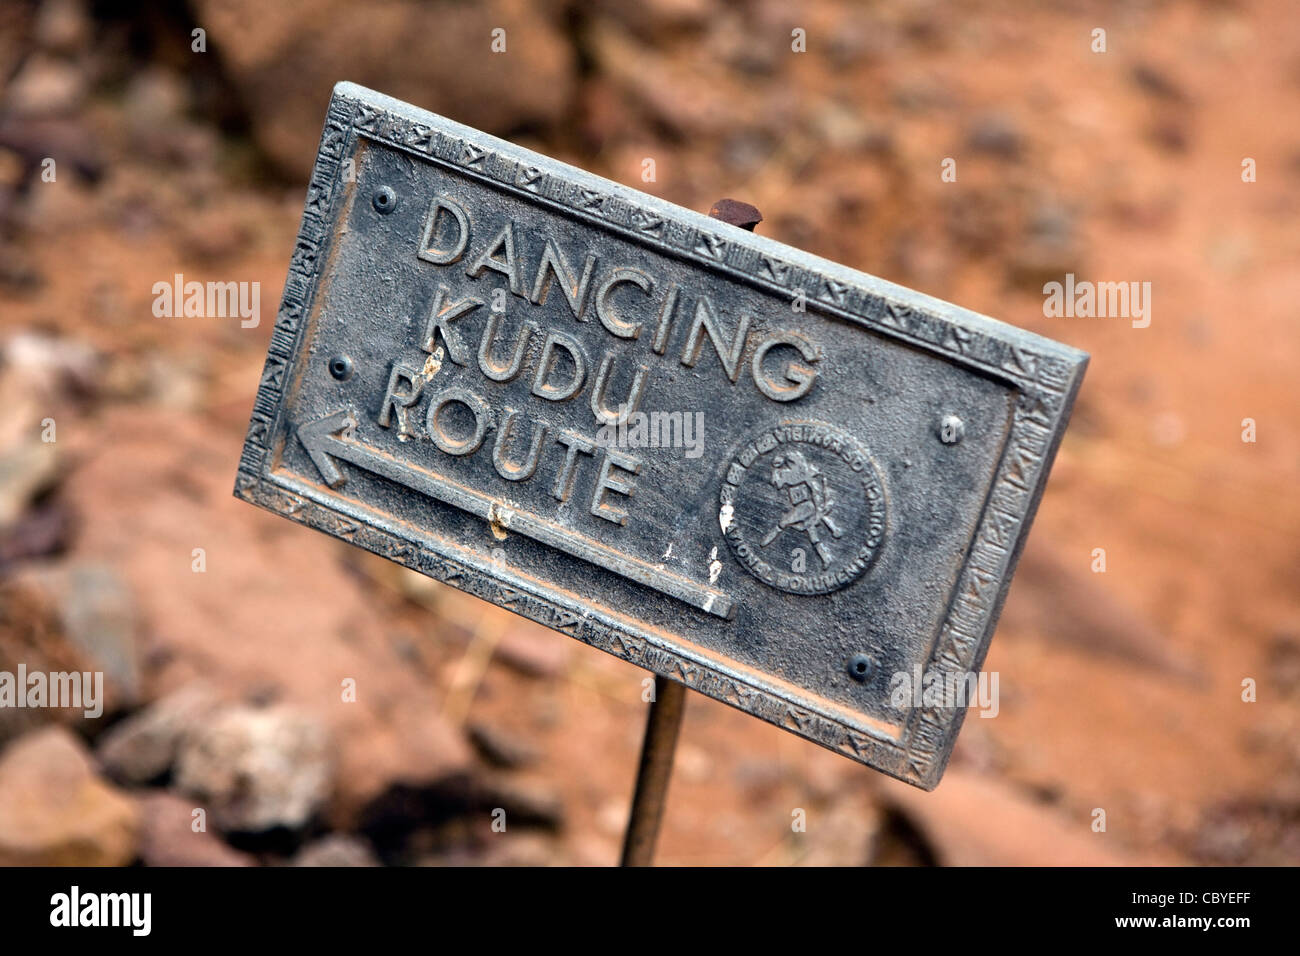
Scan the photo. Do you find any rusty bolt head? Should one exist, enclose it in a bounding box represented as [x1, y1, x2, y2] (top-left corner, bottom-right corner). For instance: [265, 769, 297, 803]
[708, 199, 763, 232]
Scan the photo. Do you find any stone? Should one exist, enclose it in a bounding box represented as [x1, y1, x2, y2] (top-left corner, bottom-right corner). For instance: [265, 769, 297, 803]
[999, 537, 1194, 678]
[1005, 201, 1085, 293]
[468, 720, 540, 770]
[136, 790, 255, 867]
[54, 403, 477, 829]
[0, 440, 62, 529]
[0, 500, 71, 569]
[174, 704, 333, 832]
[6, 55, 85, 118]
[122, 68, 190, 128]
[596, 0, 714, 43]
[0, 726, 139, 866]
[877, 771, 1154, 866]
[494, 628, 570, 680]
[34, 0, 91, 56]
[15, 562, 143, 708]
[192, 0, 576, 179]
[1267, 632, 1300, 696]
[96, 682, 222, 785]
[1131, 63, 1189, 103]
[291, 833, 378, 867]
[795, 795, 881, 866]
[478, 774, 565, 830]
[967, 112, 1024, 158]
[0, 577, 94, 744]
[477, 831, 563, 866]
[588, 20, 736, 136]
[0, 336, 77, 531]
[3, 332, 99, 400]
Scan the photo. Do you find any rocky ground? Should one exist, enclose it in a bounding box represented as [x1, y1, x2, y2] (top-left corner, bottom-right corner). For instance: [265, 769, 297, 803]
[0, 0, 1296, 866]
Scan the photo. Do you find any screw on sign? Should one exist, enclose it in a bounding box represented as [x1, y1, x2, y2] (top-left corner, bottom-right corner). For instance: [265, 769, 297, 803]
[234, 83, 1088, 865]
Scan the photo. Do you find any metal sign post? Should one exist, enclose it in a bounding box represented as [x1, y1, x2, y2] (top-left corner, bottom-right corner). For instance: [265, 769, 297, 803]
[620, 675, 688, 867]
[618, 200, 760, 868]
[235, 83, 1087, 847]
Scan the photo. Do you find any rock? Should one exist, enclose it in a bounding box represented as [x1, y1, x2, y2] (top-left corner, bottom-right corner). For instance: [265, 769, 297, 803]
[1267, 632, 1300, 697]
[0, 726, 139, 865]
[175, 705, 333, 832]
[494, 627, 569, 679]
[595, 0, 714, 43]
[720, 129, 777, 176]
[1005, 201, 1085, 293]
[810, 103, 890, 153]
[944, 187, 1014, 255]
[121, 69, 215, 168]
[477, 830, 563, 866]
[468, 720, 540, 769]
[0, 116, 103, 189]
[179, 206, 254, 263]
[292, 833, 378, 867]
[794, 796, 882, 866]
[967, 112, 1024, 159]
[588, 20, 736, 138]
[673, 742, 712, 784]
[34, 0, 91, 56]
[595, 797, 626, 837]
[122, 68, 190, 128]
[0, 440, 62, 528]
[866, 805, 943, 866]
[0, 240, 42, 290]
[0, 500, 72, 569]
[707, 11, 777, 76]
[6, 55, 85, 118]
[96, 682, 222, 785]
[0, 335, 85, 526]
[53, 405, 477, 828]
[0, 149, 21, 190]
[0, 577, 95, 744]
[192, 0, 576, 179]
[478, 774, 564, 830]
[1189, 803, 1258, 864]
[825, 19, 875, 68]
[733, 757, 785, 801]
[1131, 63, 1189, 103]
[394, 565, 444, 610]
[1000, 537, 1194, 679]
[3, 331, 99, 399]
[358, 770, 562, 861]
[569, 831, 619, 866]
[878, 771, 1152, 866]
[15, 563, 143, 708]
[1148, 119, 1190, 154]
[137, 790, 255, 866]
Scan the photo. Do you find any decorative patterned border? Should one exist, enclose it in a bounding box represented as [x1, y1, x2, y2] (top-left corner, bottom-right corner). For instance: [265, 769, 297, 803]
[234, 83, 1087, 790]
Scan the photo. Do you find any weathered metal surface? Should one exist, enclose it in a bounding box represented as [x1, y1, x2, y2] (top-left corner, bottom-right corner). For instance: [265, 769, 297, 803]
[234, 82, 1088, 789]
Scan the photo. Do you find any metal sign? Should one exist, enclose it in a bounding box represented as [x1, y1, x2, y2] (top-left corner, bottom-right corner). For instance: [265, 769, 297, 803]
[235, 82, 1087, 789]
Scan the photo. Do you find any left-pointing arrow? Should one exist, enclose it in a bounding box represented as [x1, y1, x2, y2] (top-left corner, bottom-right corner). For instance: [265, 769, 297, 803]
[297, 409, 357, 488]
[292, 408, 735, 619]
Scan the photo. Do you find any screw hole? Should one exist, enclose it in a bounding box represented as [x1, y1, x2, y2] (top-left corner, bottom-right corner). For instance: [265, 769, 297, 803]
[848, 654, 872, 683]
[328, 355, 353, 381]
[372, 186, 397, 214]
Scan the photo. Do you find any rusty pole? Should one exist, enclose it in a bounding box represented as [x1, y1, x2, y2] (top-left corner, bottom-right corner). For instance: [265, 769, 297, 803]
[620, 675, 688, 866]
[619, 200, 762, 868]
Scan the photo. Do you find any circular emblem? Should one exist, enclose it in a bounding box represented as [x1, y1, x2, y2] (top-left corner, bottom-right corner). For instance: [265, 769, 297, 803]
[720, 422, 887, 595]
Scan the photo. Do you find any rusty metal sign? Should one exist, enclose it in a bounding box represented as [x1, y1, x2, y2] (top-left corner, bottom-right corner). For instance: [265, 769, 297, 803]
[235, 82, 1087, 789]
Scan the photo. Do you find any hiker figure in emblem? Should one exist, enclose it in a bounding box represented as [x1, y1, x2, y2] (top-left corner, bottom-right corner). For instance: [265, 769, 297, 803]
[760, 450, 844, 568]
